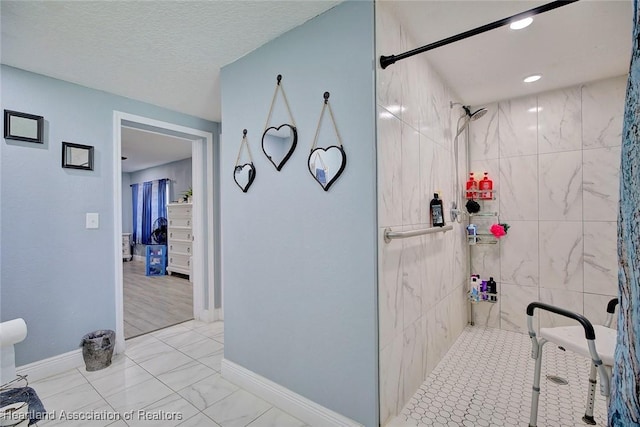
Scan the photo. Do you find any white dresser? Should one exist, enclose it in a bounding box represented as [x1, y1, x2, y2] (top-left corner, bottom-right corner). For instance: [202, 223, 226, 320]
[166, 203, 192, 280]
[122, 233, 132, 261]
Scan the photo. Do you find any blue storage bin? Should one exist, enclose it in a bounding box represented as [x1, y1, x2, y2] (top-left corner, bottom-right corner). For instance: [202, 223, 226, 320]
[146, 244, 167, 276]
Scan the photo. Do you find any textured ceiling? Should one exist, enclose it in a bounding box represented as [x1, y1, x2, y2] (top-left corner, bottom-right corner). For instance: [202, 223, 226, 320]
[1, 1, 341, 122]
[121, 127, 192, 173]
[2, 1, 632, 124]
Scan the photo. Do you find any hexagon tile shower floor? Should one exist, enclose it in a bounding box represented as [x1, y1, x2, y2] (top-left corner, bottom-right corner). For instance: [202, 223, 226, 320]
[391, 326, 607, 427]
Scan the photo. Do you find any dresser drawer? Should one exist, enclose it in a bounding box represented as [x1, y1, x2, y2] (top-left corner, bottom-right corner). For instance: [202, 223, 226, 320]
[169, 217, 191, 228]
[168, 228, 192, 241]
[168, 241, 191, 255]
[168, 254, 190, 269]
[168, 205, 192, 218]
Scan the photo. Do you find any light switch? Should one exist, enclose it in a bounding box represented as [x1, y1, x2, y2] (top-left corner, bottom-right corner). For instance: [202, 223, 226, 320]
[86, 213, 99, 229]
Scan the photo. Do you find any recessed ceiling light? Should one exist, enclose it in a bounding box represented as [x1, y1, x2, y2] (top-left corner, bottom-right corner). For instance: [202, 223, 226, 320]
[510, 17, 533, 30]
[524, 74, 542, 83]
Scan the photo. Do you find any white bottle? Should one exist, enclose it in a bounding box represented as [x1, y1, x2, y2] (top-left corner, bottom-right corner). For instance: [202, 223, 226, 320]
[470, 275, 480, 302]
[467, 224, 477, 245]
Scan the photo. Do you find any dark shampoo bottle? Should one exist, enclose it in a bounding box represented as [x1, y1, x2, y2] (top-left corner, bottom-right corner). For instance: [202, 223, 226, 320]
[430, 193, 445, 227]
[487, 277, 498, 302]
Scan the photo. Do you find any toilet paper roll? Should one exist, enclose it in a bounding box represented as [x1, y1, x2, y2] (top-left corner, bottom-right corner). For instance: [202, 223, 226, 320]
[0, 319, 27, 347]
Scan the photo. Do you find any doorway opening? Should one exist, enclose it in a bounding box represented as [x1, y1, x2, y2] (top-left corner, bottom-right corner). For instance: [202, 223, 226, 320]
[121, 125, 194, 339]
[112, 111, 215, 354]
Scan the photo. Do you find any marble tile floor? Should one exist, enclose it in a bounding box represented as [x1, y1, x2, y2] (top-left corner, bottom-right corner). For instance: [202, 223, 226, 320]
[390, 326, 608, 427]
[30, 320, 307, 427]
[123, 260, 194, 339]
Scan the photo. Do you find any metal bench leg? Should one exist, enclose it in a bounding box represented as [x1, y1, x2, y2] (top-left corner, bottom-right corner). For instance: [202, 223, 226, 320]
[604, 365, 612, 410]
[529, 339, 547, 427]
[582, 363, 597, 425]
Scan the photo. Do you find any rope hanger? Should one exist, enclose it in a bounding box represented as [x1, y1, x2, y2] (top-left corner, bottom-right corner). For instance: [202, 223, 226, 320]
[235, 129, 254, 167]
[311, 91, 343, 151]
[264, 74, 296, 131]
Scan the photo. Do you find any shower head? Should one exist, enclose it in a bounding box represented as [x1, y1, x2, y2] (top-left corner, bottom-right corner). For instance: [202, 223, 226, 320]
[469, 108, 487, 121]
[462, 106, 487, 121]
[455, 105, 487, 137]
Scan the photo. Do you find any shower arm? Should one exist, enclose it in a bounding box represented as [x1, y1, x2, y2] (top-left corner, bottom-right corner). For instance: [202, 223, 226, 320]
[379, 0, 579, 69]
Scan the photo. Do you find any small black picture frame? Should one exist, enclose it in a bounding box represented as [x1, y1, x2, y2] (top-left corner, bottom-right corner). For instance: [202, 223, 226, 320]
[62, 142, 94, 171]
[4, 110, 44, 143]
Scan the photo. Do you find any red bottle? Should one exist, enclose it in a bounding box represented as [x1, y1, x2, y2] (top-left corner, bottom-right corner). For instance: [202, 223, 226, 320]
[466, 173, 478, 199]
[479, 172, 493, 200]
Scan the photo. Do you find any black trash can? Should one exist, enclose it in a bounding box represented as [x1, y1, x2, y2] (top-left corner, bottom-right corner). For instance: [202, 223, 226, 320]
[80, 330, 115, 371]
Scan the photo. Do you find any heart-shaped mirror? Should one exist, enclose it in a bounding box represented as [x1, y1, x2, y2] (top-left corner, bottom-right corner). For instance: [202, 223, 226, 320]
[308, 146, 347, 191]
[234, 163, 256, 193]
[262, 124, 297, 171]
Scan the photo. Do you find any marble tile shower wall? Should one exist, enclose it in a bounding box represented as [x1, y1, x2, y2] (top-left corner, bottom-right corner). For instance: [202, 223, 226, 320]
[469, 75, 626, 333]
[377, 3, 468, 425]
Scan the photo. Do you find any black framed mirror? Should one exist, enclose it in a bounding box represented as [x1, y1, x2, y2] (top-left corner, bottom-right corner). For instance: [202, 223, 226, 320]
[4, 110, 44, 143]
[308, 146, 347, 191]
[308, 92, 347, 191]
[262, 74, 298, 171]
[234, 163, 256, 193]
[262, 124, 297, 171]
[234, 129, 257, 193]
[62, 142, 94, 170]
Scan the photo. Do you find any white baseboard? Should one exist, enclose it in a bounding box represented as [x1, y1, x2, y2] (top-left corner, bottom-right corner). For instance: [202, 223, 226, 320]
[16, 349, 84, 382]
[221, 359, 362, 427]
[193, 308, 223, 323]
[196, 309, 213, 322]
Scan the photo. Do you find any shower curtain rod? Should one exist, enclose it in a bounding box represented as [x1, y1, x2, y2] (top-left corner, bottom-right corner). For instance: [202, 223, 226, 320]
[379, 0, 579, 69]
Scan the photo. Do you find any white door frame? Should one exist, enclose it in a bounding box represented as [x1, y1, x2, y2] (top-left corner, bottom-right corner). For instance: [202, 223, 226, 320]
[112, 111, 215, 354]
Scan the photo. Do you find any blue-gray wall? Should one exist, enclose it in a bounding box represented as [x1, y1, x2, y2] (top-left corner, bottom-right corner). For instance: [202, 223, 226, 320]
[220, 2, 378, 426]
[1, 65, 218, 365]
[125, 158, 193, 255]
[129, 157, 192, 203]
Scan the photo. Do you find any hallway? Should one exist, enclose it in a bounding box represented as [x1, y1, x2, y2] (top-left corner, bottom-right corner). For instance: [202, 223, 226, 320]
[123, 260, 193, 339]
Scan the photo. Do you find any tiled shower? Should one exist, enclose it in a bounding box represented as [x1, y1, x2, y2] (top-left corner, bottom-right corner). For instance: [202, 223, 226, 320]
[469, 76, 624, 333]
[376, 2, 625, 424]
[376, 3, 469, 424]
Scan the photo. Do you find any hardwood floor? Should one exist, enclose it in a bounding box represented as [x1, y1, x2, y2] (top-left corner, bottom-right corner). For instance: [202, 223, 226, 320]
[123, 259, 193, 339]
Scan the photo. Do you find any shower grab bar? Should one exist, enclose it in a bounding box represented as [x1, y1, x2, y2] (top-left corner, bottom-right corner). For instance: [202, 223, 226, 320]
[384, 224, 453, 243]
